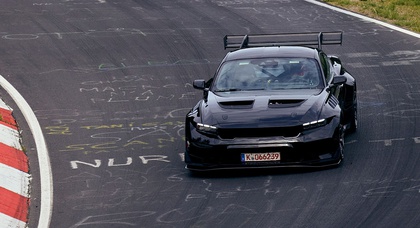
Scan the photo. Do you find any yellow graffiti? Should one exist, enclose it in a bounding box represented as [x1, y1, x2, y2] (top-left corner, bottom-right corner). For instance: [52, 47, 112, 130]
[60, 142, 117, 152]
[79, 121, 183, 130]
[45, 125, 72, 135]
[123, 140, 149, 146]
[59, 120, 185, 153]
[60, 143, 92, 151]
[91, 142, 119, 149]
[141, 122, 160, 127]
[157, 137, 175, 144]
[81, 123, 133, 130]
[83, 150, 110, 155]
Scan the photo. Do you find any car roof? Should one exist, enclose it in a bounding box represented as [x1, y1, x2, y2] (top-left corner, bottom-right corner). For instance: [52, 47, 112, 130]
[224, 46, 319, 61]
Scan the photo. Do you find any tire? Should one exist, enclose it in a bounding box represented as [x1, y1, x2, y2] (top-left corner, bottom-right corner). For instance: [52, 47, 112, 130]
[339, 124, 345, 161]
[348, 90, 357, 133]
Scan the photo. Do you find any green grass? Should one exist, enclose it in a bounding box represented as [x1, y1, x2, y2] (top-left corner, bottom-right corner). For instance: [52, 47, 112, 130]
[323, 0, 420, 33]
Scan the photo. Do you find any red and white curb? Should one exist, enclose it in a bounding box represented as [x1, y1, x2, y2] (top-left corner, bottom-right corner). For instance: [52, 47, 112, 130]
[0, 98, 30, 228]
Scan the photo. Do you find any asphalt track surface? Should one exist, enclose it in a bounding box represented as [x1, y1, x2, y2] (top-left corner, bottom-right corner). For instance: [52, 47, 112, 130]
[1, 0, 420, 227]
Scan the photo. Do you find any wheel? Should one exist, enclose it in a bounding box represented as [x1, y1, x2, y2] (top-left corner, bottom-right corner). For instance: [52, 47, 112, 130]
[332, 124, 345, 167]
[339, 125, 345, 160]
[348, 104, 357, 132]
[348, 89, 357, 133]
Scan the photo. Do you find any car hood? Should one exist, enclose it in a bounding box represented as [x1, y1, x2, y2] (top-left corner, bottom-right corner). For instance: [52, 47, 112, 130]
[200, 89, 326, 128]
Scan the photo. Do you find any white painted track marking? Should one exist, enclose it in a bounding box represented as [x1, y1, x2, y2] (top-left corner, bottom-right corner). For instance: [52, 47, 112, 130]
[305, 0, 420, 39]
[0, 75, 53, 228]
[0, 212, 26, 228]
[0, 124, 22, 150]
[0, 163, 30, 195]
[0, 98, 11, 110]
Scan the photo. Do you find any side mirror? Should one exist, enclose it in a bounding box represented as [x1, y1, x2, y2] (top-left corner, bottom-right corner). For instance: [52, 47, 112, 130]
[193, 79, 206, 90]
[327, 76, 347, 92]
[332, 75, 347, 85]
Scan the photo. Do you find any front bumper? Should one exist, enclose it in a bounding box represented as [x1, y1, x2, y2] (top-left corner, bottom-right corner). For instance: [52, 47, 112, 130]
[185, 119, 343, 171]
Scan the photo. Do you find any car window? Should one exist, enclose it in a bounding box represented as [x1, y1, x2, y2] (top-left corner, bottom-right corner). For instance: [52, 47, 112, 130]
[319, 53, 332, 82]
[213, 58, 323, 92]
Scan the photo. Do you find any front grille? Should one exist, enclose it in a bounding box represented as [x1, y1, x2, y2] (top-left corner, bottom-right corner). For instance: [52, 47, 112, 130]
[188, 138, 340, 166]
[217, 126, 302, 139]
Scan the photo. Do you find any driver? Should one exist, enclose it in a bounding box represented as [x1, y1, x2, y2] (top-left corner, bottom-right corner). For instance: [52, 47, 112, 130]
[284, 62, 305, 79]
[267, 61, 304, 83]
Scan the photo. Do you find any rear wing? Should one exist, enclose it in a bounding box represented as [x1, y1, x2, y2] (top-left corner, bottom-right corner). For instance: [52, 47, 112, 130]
[223, 31, 343, 50]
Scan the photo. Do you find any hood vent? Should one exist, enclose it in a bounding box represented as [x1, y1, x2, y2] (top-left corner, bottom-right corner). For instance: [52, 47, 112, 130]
[218, 100, 254, 109]
[268, 99, 305, 108]
[328, 96, 339, 108]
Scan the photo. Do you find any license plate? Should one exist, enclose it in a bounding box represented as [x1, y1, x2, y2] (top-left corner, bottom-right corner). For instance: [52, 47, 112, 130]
[241, 152, 281, 162]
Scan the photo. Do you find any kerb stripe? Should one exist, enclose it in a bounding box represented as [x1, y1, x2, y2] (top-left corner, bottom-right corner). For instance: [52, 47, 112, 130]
[0, 108, 17, 129]
[0, 123, 21, 150]
[0, 163, 30, 197]
[0, 187, 29, 222]
[0, 143, 28, 173]
[0, 212, 26, 228]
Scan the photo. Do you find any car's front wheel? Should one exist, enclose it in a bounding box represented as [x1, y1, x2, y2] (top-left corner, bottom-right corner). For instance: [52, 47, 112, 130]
[348, 89, 357, 133]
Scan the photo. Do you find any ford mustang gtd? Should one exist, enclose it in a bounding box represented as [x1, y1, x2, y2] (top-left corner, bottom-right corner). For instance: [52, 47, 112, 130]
[185, 32, 357, 171]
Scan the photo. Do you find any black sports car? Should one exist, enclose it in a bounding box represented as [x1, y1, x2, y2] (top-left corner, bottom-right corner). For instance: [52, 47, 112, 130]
[185, 32, 357, 171]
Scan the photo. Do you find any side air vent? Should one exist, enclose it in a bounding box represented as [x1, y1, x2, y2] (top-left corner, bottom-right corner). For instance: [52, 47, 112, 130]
[218, 100, 254, 109]
[328, 96, 339, 108]
[268, 99, 305, 108]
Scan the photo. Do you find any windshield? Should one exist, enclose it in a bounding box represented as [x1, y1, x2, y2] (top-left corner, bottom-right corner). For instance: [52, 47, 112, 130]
[212, 58, 323, 92]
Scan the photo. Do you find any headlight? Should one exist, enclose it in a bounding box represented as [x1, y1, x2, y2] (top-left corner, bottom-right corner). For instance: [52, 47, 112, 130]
[302, 118, 327, 130]
[196, 123, 218, 134]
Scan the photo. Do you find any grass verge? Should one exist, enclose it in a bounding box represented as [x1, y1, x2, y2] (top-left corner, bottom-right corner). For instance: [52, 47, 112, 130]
[322, 0, 420, 33]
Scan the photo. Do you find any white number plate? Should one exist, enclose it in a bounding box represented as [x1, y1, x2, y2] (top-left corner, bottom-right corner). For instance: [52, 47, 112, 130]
[241, 152, 281, 162]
